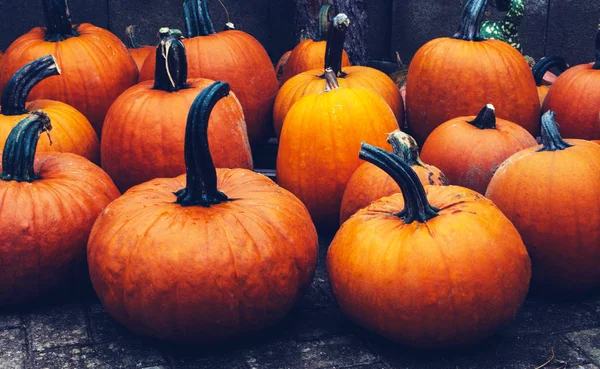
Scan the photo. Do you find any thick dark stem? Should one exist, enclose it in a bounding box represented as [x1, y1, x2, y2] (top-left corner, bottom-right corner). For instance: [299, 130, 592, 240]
[323, 68, 340, 91]
[175, 82, 230, 207]
[359, 143, 440, 223]
[125, 25, 142, 48]
[153, 28, 188, 92]
[387, 131, 424, 167]
[334, 0, 368, 65]
[468, 104, 497, 129]
[532, 56, 569, 86]
[594, 26, 600, 70]
[537, 111, 573, 152]
[316, 4, 332, 41]
[1, 55, 61, 116]
[0, 111, 52, 183]
[183, 0, 216, 38]
[42, 0, 78, 41]
[323, 13, 349, 76]
[453, 0, 488, 41]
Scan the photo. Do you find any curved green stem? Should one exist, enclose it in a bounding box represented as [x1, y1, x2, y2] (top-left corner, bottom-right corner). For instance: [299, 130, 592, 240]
[0, 111, 52, 183]
[317, 4, 333, 41]
[323, 13, 350, 76]
[175, 82, 230, 207]
[42, 0, 79, 42]
[153, 28, 188, 92]
[359, 143, 440, 223]
[125, 25, 142, 48]
[537, 111, 573, 152]
[386, 130, 425, 167]
[468, 104, 497, 129]
[593, 26, 600, 70]
[1, 55, 61, 116]
[453, 0, 488, 41]
[183, 0, 216, 38]
[532, 56, 569, 86]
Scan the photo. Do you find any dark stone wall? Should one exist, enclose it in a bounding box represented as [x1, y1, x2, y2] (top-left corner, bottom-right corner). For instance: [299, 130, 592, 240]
[1, 0, 599, 66]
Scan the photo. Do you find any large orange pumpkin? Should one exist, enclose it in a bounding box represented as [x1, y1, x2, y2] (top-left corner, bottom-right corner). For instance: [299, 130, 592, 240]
[327, 143, 530, 348]
[88, 82, 318, 343]
[125, 25, 154, 73]
[0, 0, 138, 135]
[406, 0, 540, 143]
[542, 28, 600, 140]
[532, 56, 569, 107]
[277, 69, 399, 228]
[139, 0, 278, 144]
[0, 55, 99, 163]
[0, 111, 119, 305]
[102, 29, 252, 192]
[420, 104, 537, 194]
[339, 130, 448, 224]
[278, 4, 351, 86]
[486, 111, 600, 294]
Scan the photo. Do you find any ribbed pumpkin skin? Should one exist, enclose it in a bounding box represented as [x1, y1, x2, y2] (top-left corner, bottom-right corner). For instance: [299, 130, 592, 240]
[139, 31, 278, 143]
[0, 25, 138, 134]
[420, 116, 537, 194]
[274, 66, 404, 137]
[486, 140, 600, 293]
[277, 87, 399, 227]
[279, 40, 351, 85]
[328, 186, 531, 348]
[88, 169, 318, 343]
[0, 153, 120, 305]
[406, 39, 540, 143]
[339, 162, 447, 224]
[101, 79, 253, 192]
[542, 64, 600, 140]
[0, 100, 99, 163]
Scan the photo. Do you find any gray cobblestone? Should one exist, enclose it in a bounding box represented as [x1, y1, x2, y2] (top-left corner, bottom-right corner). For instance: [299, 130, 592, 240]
[566, 329, 600, 365]
[27, 304, 89, 352]
[32, 346, 106, 369]
[0, 328, 26, 369]
[0, 312, 22, 330]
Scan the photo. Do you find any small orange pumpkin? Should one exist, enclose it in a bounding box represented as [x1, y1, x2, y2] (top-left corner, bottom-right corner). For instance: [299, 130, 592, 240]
[340, 130, 448, 224]
[486, 111, 600, 294]
[125, 25, 154, 73]
[328, 142, 531, 348]
[420, 104, 537, 194]
[532, 56, 569, 107]
[88, 82, 318, 343]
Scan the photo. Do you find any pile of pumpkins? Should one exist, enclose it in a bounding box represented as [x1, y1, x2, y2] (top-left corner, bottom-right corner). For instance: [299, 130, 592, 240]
[0, 0, 598, 349]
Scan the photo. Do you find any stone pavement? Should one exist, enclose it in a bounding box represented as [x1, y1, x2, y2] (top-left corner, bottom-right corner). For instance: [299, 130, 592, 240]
[1, 235, 600, 369]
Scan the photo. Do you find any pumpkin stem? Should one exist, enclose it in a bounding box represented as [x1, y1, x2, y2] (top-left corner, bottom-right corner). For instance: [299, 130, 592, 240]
[468, 104, 497, 130]
[125, 25, 142, 49]
[453, 0, 488, 41]
[317, 4, 333, 41]
[183, 0, 217, 38]
[175, 81, 230, 207]
[538, 111, 573, 152]
[323, 68, 340, 91]
[387, 131, 426, 167]
[532, 56, 569, 86]
[323, 13, 350, 76]
[359, 143, 440, 223]
[42, 0, 79, 41]
[153, 28, 188, 92]
[593, 26, 600, 70]
[0, 111, 52, 183]
[1, 55, 61, 116]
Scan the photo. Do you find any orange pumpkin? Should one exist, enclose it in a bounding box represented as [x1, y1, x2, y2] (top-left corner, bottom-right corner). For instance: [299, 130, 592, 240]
[532, 56, 568, 107]
[125, 25, 154, 73]
[406, 0, 540, 143]
[278, 4, 351, 86]
[0, 56, 99, 163]
[277, 69, 399, 228]
[0, 0, 138, 135]
[102, 29, 252, 192]
[274, 14, 403, 138]
[139, 0, 278, 144]
[88, 82, 318, 343]
[275, 51, 293, 81]
[0, 111, 119, 305]
[592, 140, 600, 145]
[327, 142, 531, 348]
[542, 28, 600, 140]
[420, 104, 537, 194]
[486, 111, 600, 294]
[340, 130, 448, 224]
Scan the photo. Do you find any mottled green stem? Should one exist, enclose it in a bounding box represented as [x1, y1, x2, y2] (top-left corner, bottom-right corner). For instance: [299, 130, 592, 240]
[537, 111, 573, 152]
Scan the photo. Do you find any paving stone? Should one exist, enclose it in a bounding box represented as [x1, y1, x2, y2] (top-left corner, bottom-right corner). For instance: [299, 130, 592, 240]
[28, 303, 90, 352]
[168, 346, 247, 369]
[94, 340, 166, 368]
[348, 364, 391, 369]
[286, 308, 354, 342]
[0, 328, 26, 369]
[566, 329, 600, 365]
[33, 346, 107, 369]
[0, 311, 22, 329]
[244, 335, 379, 369]
[89, 312, 132, 343]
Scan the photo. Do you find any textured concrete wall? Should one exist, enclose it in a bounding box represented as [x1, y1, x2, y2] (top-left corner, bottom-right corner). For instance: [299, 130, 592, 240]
[1, 0, 599, 65]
